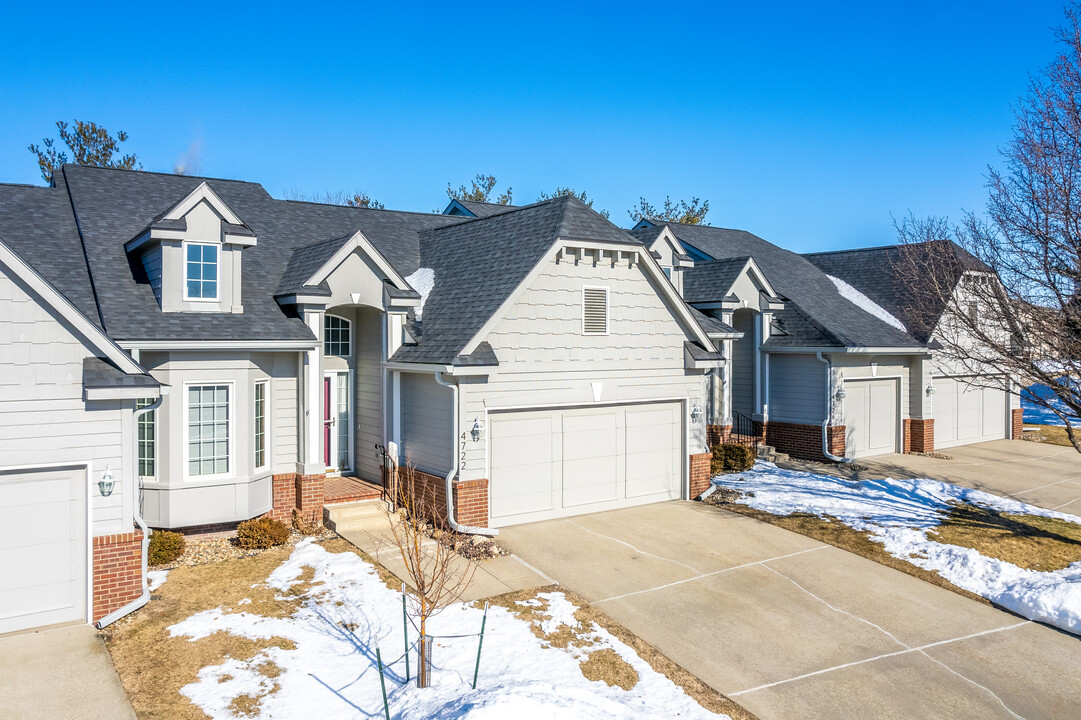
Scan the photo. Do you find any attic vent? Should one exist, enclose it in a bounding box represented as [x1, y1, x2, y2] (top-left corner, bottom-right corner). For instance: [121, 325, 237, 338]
[582, 286, 609, 335]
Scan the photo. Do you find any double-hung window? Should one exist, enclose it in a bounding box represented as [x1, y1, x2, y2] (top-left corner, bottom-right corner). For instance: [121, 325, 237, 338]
[185, 243, 219, 300]
[187, 384, 230, 477]
[137, 398, 156, 478]
[254, 381, 268, 470]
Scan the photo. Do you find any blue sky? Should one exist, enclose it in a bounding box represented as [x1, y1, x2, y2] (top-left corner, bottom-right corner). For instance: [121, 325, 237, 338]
[0, 1, 1067, 252]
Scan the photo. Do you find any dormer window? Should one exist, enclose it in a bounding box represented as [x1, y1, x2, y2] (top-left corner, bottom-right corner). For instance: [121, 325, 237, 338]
[185, 243, 219, 300]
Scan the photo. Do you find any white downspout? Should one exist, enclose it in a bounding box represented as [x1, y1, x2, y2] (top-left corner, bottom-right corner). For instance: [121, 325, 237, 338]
[433, 371, 497, 536]
[815, 352, 850, 464]
[95, 393, 162, 629]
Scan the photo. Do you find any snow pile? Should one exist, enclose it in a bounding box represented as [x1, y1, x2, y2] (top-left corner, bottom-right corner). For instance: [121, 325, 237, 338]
[404, 267, 435, 319]
[712, 462, 1081, 635]
[169, 540, 726, 719]
[828, 275, 907, 332]
[147, 570, 169, 592]
[1023, 382, 1079, 427]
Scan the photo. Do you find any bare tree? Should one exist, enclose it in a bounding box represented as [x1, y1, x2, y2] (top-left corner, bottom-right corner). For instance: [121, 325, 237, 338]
[447, 174, 512, 205]
[628, 195, 709, 225]
[29, 120, 140, 184]
[281, 188, 384, 209]
[388, 462, 476, 687]
[890, 3, 1081, 451]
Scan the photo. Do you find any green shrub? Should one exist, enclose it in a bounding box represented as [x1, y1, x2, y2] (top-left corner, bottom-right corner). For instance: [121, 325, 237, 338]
[148, 530, 185, 566]
[711, 443, 756, 475]
[235, 517, 290, 549]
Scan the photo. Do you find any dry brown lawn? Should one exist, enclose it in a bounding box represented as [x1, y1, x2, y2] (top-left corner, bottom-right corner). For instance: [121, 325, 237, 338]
[1023, 424, 1079, 448]
[932, 503, 1081, 571]
[105, 536, 755, 720]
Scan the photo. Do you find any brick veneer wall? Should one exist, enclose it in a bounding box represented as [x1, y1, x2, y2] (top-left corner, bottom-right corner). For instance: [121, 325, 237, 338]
[1011, 408, 1024, 439]
[266, 472, 326, 524]
[92, 530, 144, 623]
[707, 425, 732, 448]
[908, 419, 934, 453]
[269, 473, 296, 522]
[764, 421, 846, 461]
[389, 465, 490, 529]
[689, 452, 712, 499]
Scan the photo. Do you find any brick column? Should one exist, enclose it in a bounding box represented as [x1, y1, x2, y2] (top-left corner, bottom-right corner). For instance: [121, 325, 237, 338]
[909, 419, 934, 453]
[1011, 408, 1024, 439]
[295, 473, 326, 524]
[454, 478, 489, 528]
[707, 424, 733, 448]
[826, 425, 846, 459]
[92, 530, 144, 623]
[689, 452, 712, 499]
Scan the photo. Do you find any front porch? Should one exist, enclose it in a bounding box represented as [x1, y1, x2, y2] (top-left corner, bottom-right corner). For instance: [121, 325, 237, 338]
[323, 475, 384, 505]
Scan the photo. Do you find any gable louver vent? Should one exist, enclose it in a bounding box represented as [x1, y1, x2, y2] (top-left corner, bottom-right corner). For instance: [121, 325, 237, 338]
[582, 286, 609, 335]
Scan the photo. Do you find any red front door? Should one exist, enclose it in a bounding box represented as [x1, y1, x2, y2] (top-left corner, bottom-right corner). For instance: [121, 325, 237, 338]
[323, 376, 332, 467]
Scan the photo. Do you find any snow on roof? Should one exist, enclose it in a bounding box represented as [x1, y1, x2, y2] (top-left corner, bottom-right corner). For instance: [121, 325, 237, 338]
[405, 267, 435, 319]
[827, 275, 907, 333]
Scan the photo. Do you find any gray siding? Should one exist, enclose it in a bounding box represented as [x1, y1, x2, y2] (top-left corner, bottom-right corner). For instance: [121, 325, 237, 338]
[400, 371, 453, 475]
[0, 268, 132, 537]
[355, 309, 383, 483]
[142, 248, 162, 304]
[768, 354, 825, 424]
[458, 252, 708, 484]
[731, 310, 755, 417]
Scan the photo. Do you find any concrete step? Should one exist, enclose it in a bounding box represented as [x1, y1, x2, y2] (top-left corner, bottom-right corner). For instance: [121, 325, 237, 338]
[324, 499, 395, 533]
[755, 445, 790, 463]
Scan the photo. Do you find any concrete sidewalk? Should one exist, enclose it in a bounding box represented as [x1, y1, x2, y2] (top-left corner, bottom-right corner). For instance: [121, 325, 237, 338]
[785, 439, 1081, 514]
[501, 501, 1081, 720]
[0, 624, 137, 720]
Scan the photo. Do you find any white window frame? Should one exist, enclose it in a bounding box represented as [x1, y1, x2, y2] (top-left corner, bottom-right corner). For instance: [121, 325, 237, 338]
[323, 313, 353, 358]
[182, 381, 235, 481]
[582, 285, 610, 336]
[182, 241, 221, 302]
[136, 398, 157, 479]
[254, 379, 269, 472]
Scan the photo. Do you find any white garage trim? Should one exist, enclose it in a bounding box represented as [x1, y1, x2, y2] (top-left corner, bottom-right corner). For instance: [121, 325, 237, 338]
[841, 376, 903, 458]
[484, 398, 690, 526]
[0, 461, 92, 633]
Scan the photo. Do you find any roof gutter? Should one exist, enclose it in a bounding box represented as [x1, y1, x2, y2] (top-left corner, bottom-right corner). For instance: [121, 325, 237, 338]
[433, 371, 497, 537]
[814, 352, 850, 464]
[95, 393, 163, 629]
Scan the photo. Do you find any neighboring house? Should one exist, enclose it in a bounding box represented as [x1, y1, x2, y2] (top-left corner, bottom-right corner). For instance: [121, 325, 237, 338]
[629, 220, 1022, 460]
[0, 166, 723, 632]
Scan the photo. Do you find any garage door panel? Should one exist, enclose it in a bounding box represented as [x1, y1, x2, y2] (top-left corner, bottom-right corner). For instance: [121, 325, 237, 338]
[626, 406, 681, 498]
[934, 376, 1006, 449]
[489, 402, 683, 526]
[0, 467, 87, 634]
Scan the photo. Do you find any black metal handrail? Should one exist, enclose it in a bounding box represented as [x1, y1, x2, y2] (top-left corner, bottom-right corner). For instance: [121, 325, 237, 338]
[730, 410, 760, 451]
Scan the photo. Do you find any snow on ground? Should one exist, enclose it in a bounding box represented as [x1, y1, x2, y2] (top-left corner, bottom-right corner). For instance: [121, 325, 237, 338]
[1023, 382, 1079, 426]
[404, 267, 435, 319]
[169, 540, 726, 719]
[712, 462, 1081, 635]
[147, 570, 169, 592]
[827, 275, 907, 332]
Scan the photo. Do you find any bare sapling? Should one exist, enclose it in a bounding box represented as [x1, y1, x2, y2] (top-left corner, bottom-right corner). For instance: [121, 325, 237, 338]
[388, 461, 476, 687]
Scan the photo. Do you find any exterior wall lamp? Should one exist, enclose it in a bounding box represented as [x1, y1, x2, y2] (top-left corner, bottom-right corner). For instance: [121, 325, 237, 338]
[834, 386, 846, 401]
[690, 403, 702, 424]
[470, 418, 482, 443]
[98, 465, 115, 497]
[926, 384, 936, 396]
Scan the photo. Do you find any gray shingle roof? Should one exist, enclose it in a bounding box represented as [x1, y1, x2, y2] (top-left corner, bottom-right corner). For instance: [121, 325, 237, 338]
[82, 357, 159, 389]
[682, 257, 752, 304]
[689, 307, 738, 336]
[649, 222, 923, 348]
[452, 199, 520, 218]
[0, 180, 102, 328]
[59, 165, 461, 343]
[392, 196, 640, 364]
[803, 241, 990, 343]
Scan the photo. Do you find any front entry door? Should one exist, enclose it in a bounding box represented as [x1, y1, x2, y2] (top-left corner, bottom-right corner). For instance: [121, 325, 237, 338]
[324, 372, 352, 474]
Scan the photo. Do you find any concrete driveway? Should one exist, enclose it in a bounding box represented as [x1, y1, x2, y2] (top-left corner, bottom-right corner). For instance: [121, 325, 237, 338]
[0, 624, 136, 720]
[819, 439, 1081, 514]
[500, 501, 1081, 720]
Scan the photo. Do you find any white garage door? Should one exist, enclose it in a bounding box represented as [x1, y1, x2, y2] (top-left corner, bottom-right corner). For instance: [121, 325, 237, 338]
[843, 379, 899, 458]
[0, 466, 87, 634]
[489, 402, 683, 527]
[934, 376, 1007, 449]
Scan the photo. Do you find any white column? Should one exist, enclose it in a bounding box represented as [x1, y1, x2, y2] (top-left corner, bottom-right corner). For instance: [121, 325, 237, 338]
[299, 305, 326, 475]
